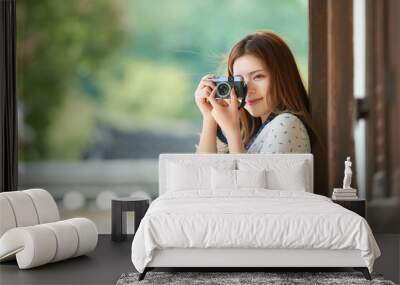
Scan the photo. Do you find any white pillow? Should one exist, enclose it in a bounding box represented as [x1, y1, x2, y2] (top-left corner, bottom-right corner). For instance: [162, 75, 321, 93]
[267, 164, 307, 191]
[167, 160, 235, 192]
[236, 169, 267, 189]
[237, 159, 309, 192]
[211, 168, 267, 190]
[211, 168, 236, 190]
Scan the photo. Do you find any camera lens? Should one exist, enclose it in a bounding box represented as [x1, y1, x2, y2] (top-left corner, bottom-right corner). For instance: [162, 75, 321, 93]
[216, 83, 231, 97]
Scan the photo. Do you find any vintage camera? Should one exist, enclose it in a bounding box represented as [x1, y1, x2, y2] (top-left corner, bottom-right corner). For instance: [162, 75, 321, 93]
[211, 76, 247, 100]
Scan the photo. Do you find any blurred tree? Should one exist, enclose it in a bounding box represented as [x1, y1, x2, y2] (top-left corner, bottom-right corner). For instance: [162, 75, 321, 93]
[17, 0, 308, 161]
[17, 0, 127, 160]
[95, 57, 192, 130]
[46, 91, 96, 159]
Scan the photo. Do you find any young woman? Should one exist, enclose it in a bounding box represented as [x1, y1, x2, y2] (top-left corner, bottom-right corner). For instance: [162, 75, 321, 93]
[195, 31, 321, 154]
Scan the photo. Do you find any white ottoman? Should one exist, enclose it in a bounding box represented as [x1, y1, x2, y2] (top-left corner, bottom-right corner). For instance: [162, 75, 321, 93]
[0, 189, 98, 269]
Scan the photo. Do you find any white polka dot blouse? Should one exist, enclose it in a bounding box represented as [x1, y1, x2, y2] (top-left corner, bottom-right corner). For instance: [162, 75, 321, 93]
[246, 113, 311, 154]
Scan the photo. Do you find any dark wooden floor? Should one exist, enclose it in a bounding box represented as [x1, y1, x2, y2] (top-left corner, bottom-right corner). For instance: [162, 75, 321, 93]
[1, 234, 398, 285]
[0, 235, 134, 285]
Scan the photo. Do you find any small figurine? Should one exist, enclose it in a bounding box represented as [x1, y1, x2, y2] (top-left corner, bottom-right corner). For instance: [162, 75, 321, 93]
[332, 156, 357, 199]
[342, 156, 353, 189]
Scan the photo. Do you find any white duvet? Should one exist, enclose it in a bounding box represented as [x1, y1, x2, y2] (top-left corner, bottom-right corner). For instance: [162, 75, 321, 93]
[131, 190, 381, 273]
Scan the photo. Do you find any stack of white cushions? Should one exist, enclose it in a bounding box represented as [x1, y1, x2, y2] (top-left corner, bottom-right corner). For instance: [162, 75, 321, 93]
[165, 157, 310, 193]
[237, 159, 309, 192]
[0, 189, 98, 269]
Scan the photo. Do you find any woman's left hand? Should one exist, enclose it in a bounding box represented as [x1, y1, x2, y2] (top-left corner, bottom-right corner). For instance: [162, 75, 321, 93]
[208, 87, 241, 139]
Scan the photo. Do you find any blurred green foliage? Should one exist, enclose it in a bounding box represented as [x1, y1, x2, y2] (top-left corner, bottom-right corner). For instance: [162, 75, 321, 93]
[17, 0, 308, 161]
[127, 0, 308, 76]
[96, 57, 192, 130]
[46, 91, 96, 159]
[17, 0, 127, 160]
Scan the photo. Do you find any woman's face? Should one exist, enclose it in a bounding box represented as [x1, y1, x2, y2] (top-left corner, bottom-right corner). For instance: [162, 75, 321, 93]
[232, 54, 271, 122]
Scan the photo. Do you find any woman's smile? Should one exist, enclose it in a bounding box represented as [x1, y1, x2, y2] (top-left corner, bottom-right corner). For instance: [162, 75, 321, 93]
[246, 97, 263, 106]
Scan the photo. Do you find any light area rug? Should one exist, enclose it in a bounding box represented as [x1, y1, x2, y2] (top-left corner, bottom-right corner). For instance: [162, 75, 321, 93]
[116, 271, 396, 285]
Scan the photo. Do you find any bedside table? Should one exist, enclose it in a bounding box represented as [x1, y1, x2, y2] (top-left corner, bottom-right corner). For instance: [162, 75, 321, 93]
[111, 197, 150, 242]
[332, 199, 366, 218]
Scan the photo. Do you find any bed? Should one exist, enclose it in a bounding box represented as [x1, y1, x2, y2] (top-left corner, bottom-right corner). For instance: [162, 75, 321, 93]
[131, 154, 381, 281]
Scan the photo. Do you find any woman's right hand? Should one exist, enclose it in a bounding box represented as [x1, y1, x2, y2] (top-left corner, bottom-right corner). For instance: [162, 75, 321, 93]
[194, 74, 217, 119]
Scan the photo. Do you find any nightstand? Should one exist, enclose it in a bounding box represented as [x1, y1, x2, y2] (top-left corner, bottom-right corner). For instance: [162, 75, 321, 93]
[332, 198, 366, 218]
[111, 197, 150, 242]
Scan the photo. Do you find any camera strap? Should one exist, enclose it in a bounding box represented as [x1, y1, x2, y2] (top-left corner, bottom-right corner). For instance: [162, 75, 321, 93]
[216, 97, 247, 145]
[238, 97, 246, 109]
[216, 89, 247, 144]
[216, 125, 229, 144]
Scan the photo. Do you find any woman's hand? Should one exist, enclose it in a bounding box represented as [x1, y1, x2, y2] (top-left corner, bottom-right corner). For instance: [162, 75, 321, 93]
[194, 74, 217, 119]
[208, 87, 241, 139]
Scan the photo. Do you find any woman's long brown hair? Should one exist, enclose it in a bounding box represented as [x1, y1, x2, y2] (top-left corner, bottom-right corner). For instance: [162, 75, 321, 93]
[217, 31, 324, 153]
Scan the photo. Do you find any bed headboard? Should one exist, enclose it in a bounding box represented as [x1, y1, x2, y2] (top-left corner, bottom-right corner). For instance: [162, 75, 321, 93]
[158, 153, 314, 195]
